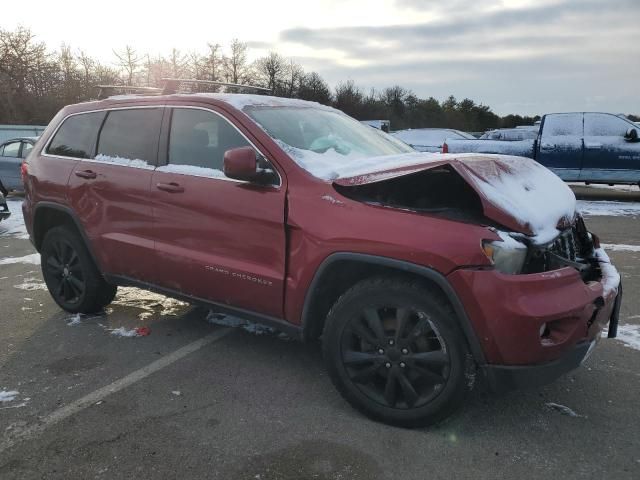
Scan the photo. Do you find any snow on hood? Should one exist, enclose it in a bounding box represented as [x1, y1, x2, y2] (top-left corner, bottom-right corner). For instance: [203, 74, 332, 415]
[333, 152, 577, 245]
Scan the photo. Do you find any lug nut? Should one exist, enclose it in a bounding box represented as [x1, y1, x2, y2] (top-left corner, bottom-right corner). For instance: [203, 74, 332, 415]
[378, 349, 384, 355]
[400, 362, 406, 368]
[385, 362, 392, 368]
[401, 348, 408, 355]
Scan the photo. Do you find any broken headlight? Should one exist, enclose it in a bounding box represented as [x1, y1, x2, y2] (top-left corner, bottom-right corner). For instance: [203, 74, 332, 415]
[482, 233, 528, 274]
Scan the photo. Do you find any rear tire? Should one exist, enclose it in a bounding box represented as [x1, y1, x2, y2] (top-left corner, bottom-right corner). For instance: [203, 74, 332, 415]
[41, 226, 117, 314]
[322, 277, 473, 428]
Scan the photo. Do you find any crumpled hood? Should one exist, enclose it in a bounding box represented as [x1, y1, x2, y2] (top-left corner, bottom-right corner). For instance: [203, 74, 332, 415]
[333, 153, 577, 244]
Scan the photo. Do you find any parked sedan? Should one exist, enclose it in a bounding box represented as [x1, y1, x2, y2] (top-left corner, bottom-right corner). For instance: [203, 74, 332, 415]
[0, 137, 37, 193]
[479, 128, 539, 141]
[391, 128, 475, 152]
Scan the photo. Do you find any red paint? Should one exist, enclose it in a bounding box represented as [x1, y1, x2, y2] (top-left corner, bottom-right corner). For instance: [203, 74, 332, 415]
[22, 94, 618, 372]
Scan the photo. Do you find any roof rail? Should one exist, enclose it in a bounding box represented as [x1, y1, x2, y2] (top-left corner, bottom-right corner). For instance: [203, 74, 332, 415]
[161, 78, 271, 95]
[95, 85, 162, 100]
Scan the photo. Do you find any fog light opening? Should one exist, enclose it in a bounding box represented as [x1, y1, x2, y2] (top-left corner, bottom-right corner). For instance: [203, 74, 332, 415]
[539, 323, 550, 339]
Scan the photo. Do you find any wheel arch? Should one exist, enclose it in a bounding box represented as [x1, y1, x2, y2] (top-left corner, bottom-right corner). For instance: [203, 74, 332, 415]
[300, 252, 486, 365]
[33, 202, 103, 271]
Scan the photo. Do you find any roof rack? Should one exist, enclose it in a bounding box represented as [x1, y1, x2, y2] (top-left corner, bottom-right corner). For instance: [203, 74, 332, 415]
[161, 78, 271, 95]
[95, 85, 162, 100]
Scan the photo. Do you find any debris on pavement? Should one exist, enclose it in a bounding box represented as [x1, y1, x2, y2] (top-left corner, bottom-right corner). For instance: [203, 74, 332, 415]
[545, 402, 582, 418]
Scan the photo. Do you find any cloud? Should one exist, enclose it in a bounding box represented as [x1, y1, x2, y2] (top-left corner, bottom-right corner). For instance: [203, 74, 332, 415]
[277, 0, 640, 114]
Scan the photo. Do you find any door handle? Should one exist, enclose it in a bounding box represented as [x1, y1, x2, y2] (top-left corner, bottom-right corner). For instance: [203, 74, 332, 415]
[75, 170, 97, 179]
[156, 182, 184, 193]
[541, 143, 556, 150]
[585, 142, 602, 149]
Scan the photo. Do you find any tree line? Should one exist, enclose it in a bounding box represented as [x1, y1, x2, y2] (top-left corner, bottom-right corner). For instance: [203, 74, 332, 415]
[2, 27, 636, 132]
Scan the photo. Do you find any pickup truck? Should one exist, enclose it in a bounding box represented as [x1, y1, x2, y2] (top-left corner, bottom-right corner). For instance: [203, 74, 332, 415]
[444, 112, 640, 185]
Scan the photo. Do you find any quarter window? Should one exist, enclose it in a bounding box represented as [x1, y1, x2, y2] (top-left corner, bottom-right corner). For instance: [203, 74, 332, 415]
[47, 112, 105, 158]
[168, 109, 251, 170]
[21, 142, 33, 158]
[97, 109, 162, 164]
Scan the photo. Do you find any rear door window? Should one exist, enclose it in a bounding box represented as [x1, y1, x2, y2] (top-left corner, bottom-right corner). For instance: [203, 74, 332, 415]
[96, 108, 163, 167]
[47, 112, 106, 158]
[1, 141, 21, 158]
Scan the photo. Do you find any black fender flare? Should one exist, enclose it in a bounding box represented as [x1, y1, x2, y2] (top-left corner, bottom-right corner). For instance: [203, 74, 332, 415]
[32, 201, 103, 271]
[301, 252, 486, 365]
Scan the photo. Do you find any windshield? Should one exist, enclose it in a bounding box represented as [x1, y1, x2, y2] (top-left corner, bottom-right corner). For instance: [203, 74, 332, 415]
[245, 106, 414, 176]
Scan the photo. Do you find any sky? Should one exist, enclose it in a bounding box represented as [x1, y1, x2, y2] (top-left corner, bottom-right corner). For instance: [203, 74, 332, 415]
[1, 0, 639, 116]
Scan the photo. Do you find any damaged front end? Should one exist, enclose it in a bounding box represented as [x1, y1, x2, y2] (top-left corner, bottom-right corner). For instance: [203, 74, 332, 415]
[333, 155, 622, 342]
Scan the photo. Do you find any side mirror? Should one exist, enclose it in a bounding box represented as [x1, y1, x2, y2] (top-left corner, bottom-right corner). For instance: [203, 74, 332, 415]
[624, 128, 639, 142]
[223, 147, 259, 181]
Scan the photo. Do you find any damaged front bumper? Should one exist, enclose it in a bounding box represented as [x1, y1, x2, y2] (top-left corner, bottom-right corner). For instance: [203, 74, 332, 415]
[448, 246, 621, 392]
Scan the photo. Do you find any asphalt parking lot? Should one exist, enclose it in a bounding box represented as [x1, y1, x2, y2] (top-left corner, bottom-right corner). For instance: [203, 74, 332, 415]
[0, 186, 639, 479]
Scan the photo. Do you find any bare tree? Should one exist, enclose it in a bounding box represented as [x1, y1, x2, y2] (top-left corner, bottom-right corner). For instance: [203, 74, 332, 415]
[224, 39, 249, 84]
[205, 43, 222, 81]
[113, 45, 140, 85]
[168, 48, 187, 78]
[254, 52, 287, 93]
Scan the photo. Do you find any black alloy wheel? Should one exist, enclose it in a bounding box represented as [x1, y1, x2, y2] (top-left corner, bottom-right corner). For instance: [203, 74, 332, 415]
[323, 277, 472, 427]
[44, 236, 85, 305]
[341, 306, 450, 409]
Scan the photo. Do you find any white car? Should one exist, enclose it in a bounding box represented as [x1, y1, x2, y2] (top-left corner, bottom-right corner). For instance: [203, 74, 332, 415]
[391, 128, 475, 153]
[480, 128, 539, 141]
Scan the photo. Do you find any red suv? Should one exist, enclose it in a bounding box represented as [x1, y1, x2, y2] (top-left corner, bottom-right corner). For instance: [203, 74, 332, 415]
[22, 90, 622, 427]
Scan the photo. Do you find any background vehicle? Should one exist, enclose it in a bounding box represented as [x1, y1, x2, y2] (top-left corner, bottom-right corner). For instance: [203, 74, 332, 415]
[22, 88, 620, 427]
[0, 137, 38, 192]
[391, 128, 475, 152]
[360, 119, 391, 132]
[479, 127, 539, 141]
[0, 124, 46, 144]
[0, 190, 9, 222]
[444, 112, 640, 185]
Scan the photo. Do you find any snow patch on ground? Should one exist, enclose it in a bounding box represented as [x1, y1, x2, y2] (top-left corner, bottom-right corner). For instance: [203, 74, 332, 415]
[112, 287, 188, 320]
[576, 200, 640, 217]
[0, 198, 28, 239]
[0, 390, 20, 403]
[605, 324, 640, 351]
[568, 182, 638, 192]
[545, 402, 582, 418]
[601, 243, 640, 253]
[14, 278, 47, 291]
[66, 313, 82, 326]
[108, 326, 141, 338]
[0, 253, 40, 265]
[206, 311, 291, 340]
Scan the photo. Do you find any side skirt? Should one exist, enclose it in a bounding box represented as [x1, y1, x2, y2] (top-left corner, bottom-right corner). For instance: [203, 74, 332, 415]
[105, 274, 303, 340]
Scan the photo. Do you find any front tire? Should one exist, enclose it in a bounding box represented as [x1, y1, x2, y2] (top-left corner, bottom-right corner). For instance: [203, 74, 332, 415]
[41, 226, 117, 314]
[322, 277, 473, 428]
